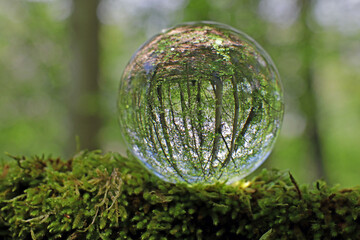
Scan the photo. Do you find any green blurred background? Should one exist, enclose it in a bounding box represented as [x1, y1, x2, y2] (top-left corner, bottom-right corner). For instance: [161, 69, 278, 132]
[1, 0, 359, 186]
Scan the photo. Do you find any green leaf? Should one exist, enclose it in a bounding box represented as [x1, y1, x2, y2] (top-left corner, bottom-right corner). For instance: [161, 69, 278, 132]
[259, 229, 273, 240]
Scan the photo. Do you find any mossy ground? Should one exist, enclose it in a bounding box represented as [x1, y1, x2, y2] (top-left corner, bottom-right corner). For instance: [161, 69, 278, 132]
[0, 151, 359, 239]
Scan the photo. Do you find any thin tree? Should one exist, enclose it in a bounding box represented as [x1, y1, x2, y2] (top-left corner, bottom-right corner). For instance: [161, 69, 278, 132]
[299, 0, 326, 180]
[67, 0, 102, 154]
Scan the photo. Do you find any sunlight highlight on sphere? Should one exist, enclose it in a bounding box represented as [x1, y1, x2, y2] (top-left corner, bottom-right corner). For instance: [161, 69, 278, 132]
[118, 22, 284, 184]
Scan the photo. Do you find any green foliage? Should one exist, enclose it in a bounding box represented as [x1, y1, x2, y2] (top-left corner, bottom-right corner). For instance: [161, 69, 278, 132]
[0, 2, 70, 157]
[1, 151, 360, 239]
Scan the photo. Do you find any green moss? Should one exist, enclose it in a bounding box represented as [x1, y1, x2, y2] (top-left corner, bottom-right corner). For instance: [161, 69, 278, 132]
[0, 151, 359, 239]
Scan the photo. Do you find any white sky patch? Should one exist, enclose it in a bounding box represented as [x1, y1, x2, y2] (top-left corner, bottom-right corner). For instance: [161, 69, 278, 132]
[97, 0, 186, 36]
[281, 112, 306, 138]
[314, 0, 360, 34]
[258, 0, 300, 28]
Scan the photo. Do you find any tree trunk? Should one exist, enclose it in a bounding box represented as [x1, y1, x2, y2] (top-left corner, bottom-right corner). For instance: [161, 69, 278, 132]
[67, 0, 101, 155]
[299, 0, 326, 181]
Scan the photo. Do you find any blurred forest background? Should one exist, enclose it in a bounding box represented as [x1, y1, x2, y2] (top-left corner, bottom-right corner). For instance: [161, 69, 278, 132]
[1, 0, 360, 187]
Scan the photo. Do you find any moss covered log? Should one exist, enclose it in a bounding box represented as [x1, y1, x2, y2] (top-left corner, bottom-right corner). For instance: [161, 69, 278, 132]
[0, 151, 359, 239]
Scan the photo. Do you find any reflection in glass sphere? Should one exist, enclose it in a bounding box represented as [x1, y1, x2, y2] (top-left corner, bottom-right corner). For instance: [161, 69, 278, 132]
[118, 22, 284, 184]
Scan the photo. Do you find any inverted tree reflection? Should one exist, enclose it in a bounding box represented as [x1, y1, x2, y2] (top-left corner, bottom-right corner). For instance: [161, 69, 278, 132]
[119, 23, 283, 183]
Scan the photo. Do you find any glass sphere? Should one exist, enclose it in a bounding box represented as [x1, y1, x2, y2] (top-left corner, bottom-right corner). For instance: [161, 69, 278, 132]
[118, 22, 284, 184]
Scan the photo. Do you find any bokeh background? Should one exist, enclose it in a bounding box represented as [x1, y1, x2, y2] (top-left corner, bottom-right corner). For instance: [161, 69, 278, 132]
[1, 0, 360, 186]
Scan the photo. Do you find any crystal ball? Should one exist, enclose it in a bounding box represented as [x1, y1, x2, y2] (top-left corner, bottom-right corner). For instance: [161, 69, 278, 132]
[118, 22, 284, 184]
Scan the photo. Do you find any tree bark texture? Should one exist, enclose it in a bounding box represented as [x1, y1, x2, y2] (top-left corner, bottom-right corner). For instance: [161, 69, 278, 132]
[299, 0, 326, 181]
[67, 0, 101, 154]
